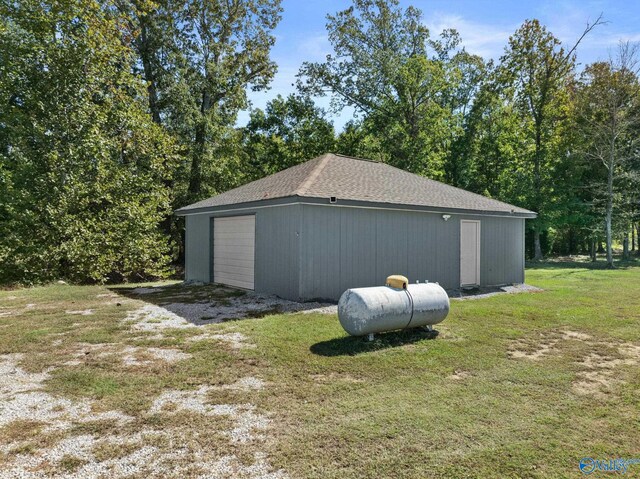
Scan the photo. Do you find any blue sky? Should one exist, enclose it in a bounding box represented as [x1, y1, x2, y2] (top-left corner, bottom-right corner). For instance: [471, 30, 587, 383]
[238, 0, 640, 130]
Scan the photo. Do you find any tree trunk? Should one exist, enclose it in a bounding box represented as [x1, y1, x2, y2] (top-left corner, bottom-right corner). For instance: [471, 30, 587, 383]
[188, 121, 205, 200]
[137, 19, 162, 125]
[623, 231, 630, 260]
[590, 240, 597, 262]
[605, 151, 615, 268]
[532, 119, 543, 262]
[188, 91, 213, 201]
[605, 212, 613, 267]
[533, 230, 543, 261]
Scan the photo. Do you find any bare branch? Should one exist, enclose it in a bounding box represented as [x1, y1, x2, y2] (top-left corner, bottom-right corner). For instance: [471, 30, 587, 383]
[564, 13, 607, 62]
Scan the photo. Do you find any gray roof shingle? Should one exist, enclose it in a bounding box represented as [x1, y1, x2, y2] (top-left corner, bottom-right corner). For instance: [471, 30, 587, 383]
[176, 153, 536, 217]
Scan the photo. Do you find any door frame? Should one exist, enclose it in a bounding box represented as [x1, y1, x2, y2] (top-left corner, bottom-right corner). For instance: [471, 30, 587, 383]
[460, 219, 481, 287]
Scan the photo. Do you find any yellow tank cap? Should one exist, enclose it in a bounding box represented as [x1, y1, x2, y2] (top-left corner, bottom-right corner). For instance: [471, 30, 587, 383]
[386, 275, 409, 289]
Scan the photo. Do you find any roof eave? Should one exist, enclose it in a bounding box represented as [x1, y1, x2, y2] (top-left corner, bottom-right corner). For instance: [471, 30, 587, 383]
[175, 195, 537, 219]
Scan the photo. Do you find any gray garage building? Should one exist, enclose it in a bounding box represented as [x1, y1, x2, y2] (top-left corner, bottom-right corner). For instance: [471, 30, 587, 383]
[176, 153, 536, 301]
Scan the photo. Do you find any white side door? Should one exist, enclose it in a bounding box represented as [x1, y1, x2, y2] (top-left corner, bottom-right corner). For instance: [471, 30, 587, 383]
[460, 220, 481, 287]
[213, 215, 255, 290]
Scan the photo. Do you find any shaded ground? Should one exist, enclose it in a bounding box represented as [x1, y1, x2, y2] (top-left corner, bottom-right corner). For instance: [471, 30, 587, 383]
[111, 282, 335, 324]
[448, 283, 542, 300]
[526, 252, 640, 270]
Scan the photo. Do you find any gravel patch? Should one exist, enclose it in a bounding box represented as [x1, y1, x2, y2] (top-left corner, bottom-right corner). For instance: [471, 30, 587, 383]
[66, 309, 95, 316]
[3, 431, 287, 479]
[0, 354, 133, 429]
[210, 332, 256, 349]
[215, 377, 265, 391]
[121, 285, 335, 337]
[96, 293, 119, 299]
[124, 304, 197, 332]
[149, 386, 269, 443]
[0, 353, 52, 397]
[121, 346, 192, 366]
[0, 353, 286, 478]
[176, 330, 257, 350]
[160, 292, 333, 324]
[0, 302, 40, 317]
[65, 343, 191, 367]
[301, 305, 338, 315]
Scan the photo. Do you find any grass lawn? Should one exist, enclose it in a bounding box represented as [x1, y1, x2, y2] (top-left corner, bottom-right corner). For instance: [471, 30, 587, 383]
[0, 262, 639, 478]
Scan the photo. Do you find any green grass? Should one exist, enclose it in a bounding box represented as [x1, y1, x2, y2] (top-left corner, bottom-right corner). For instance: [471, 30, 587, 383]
[0, 264, 639, 478]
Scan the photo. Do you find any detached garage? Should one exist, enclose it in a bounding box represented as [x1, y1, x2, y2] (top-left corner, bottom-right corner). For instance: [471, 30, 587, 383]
[176, 153, 536, 301]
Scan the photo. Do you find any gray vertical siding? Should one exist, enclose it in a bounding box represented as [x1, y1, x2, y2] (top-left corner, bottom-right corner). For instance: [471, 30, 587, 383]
[472, 214, 525, 285]
[185, 214, 211, 282]
[298, 204, 525, 300]
[184, 205, 302, 300]
[253, 204, 301, 300]
[185, 202, 525, 301]
[299, 205, 459, 300]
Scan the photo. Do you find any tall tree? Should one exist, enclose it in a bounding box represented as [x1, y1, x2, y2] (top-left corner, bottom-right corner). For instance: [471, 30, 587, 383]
[119, 0, 283, 204]
[576, 43, 640, 267]
[498, 17, 602, 260]
[298, 0, 471, 179]
[243, 94, 335, 181]
[0, 0, 177, 283]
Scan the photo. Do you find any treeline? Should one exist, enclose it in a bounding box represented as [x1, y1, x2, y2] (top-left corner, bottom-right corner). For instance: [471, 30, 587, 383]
[1, 0, 638, 284]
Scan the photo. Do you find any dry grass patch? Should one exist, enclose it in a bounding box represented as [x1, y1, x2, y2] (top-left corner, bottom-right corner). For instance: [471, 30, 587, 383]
[508, 329, 640, 399]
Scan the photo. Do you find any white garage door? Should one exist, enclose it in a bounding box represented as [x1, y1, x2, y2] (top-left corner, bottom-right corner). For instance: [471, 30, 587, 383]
[213, 215, 255, 290]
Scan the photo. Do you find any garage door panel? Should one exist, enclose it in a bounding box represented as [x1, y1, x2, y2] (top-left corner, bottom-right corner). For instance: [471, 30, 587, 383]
[213, 265, 254, 276]
[213, 239, 255, 248]
[214, 234, 254, 241]
[213, 215, 255, 290]
[213, 258, 254, 268]
[219, 279, 254, 290]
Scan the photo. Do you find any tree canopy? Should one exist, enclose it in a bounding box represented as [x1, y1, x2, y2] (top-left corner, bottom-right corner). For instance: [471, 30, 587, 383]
[1, 0, 638, 284]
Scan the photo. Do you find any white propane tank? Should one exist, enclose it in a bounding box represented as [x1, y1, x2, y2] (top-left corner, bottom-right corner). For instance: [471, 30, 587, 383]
[337, 282, 450, 336]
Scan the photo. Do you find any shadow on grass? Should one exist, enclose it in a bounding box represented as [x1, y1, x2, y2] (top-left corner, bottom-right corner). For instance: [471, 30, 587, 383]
[310, 329, 439, 357]
[526, 256, 639, 270]
[108, 282, 332, 325]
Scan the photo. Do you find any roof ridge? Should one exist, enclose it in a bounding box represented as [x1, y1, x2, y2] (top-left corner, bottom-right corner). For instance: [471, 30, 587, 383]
[295, 153, 332, 196]
[331, 153, 381, 163]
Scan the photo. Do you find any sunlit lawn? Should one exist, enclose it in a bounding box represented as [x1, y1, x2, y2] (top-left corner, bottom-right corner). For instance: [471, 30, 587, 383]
[0, 260, 638, 478]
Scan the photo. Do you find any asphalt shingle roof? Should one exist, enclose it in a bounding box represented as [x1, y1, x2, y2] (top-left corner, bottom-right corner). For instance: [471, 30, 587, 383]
[176, 153, 536, 217]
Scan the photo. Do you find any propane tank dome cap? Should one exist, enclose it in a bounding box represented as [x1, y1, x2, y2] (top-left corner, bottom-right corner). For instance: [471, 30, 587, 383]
[386, 275, 409, 289]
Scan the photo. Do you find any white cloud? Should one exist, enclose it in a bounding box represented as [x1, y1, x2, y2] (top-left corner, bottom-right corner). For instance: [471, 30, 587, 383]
[297, 33, 331, 62]
[533, 1, 640, 65]
[425, 13, 517, 60]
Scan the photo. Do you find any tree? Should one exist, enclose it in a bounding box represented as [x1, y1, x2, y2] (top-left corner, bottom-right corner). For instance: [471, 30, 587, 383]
[243, 94, 335, 180]
[448, 62, 521, 198]
[576, 43, 640, 267]
[298, 0, 470, 179]
[498, 17, 603, 260]
[0, 0, 177, 283]
[118, 0, 283, 204]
